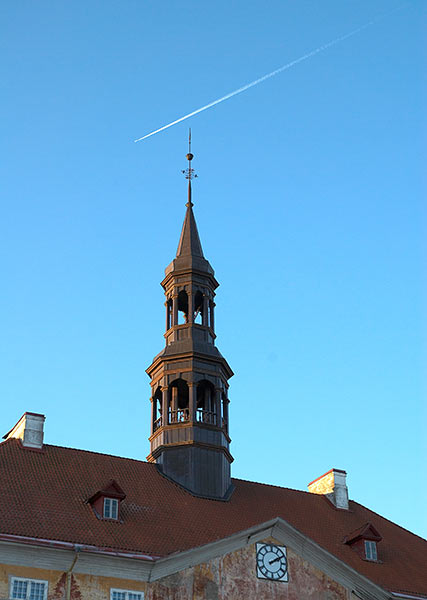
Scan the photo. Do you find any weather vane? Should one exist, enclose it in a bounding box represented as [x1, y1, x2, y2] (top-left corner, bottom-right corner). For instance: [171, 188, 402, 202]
[182, 129, 197, 207]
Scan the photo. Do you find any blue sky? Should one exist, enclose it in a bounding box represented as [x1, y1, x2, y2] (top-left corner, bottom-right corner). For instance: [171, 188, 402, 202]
[1, 1, 425, 537]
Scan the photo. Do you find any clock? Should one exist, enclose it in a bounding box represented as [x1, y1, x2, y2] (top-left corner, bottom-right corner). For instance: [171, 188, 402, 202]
[256, 542, 288, 581]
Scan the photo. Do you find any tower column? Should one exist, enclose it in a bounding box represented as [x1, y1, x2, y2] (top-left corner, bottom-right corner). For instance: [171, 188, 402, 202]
[202, 295, 209, 326]
[172, 294, 178, 326]
[161, 386, 169, 426]
[188, 382, 196, 423]
[171, 386, 178, 417]
[215, 388, 222, 427]
[223, 394, 229, 433]
[187, 287, 194, 323]
[165, 301, 170, 332]
[210, 301, 215, 332]
[150, 396, 155, 435]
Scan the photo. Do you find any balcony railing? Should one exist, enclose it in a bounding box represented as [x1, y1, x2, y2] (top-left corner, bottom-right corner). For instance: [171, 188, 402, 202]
[168, 408, 190, 424]
[154, 410, 227, 429]
[196, 409, 217, 425]
[153, 416, 163, 432]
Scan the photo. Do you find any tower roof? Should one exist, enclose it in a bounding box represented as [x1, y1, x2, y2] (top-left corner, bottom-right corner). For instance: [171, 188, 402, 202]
[176, 202, 204, 258]
[164, 138, 215, 280]
[165, 201, 214, 279]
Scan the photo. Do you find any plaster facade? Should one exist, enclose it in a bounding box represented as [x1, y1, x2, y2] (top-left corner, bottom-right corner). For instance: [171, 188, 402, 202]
[148, 541, 349, 600]
[0, 538, 350, 600]
[0, 563, 145, 600]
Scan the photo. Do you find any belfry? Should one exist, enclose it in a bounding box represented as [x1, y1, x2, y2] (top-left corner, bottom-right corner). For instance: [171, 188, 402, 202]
[146, 136, 233, 499]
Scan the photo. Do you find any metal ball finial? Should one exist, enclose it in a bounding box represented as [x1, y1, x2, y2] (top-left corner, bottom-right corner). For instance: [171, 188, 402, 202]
[183, 130, 197, 207]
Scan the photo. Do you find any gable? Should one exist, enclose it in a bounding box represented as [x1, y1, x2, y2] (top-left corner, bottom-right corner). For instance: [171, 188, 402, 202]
[149, 537, 349, 600]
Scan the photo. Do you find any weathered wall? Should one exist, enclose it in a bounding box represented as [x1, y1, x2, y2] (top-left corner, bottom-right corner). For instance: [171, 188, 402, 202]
[148, 539, 349, 600]
[0, 564, 66, 599]
[0, 538, 349, 599]
[0, 564, 145, 600]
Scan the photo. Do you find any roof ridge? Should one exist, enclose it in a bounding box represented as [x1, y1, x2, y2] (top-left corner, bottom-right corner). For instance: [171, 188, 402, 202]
[36, 443, 153, 465]
[232, 476, 310, 495]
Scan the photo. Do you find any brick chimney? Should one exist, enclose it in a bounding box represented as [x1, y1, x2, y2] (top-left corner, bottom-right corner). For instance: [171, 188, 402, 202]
[3, 412, 45, 449]
[308, 468, 349, 510]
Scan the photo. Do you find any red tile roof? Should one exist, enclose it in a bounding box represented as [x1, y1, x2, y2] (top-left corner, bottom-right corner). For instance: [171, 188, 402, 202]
[1, 438, 426, 596]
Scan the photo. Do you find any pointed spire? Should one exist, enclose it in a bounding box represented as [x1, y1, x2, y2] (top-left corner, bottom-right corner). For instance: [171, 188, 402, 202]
[176, 202, 204, 258]
[177, 130, 204, 258]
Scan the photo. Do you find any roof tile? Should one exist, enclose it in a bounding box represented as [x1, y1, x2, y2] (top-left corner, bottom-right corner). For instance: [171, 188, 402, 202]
[1, 438, 426, 595]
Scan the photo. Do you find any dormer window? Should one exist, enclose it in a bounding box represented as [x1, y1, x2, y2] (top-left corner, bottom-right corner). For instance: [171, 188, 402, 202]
[104, 497, 119, 520]
[364, 540, 378, 561]
[344, 522, 382, 562]
[87, 479, 126, 522]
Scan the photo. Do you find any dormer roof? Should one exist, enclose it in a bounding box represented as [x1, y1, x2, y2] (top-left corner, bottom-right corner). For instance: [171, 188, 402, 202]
[87, 479, 126, 504]
[344, 522, 383, 545]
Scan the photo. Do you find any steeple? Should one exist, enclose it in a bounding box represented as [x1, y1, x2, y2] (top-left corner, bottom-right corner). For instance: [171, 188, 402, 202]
[146, 136, 233, 500]
[176, 203, 204, 258]
[175, 129, 205, 262]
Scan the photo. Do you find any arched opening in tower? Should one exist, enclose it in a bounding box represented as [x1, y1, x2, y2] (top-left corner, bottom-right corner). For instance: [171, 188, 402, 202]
[177, 290, 189, 324]
[196, 380, 216, 425]
[168, 379, 189, 423]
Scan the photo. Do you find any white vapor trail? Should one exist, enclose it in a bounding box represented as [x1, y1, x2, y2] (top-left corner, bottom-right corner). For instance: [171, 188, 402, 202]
[134, 7, 403, 142]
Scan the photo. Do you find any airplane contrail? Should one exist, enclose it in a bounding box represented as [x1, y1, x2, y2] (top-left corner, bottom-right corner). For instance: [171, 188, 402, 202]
[134, 6, 405, 142]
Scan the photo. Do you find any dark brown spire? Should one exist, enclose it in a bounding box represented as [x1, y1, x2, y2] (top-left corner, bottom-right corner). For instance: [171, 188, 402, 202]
[176, 203, 204, 258]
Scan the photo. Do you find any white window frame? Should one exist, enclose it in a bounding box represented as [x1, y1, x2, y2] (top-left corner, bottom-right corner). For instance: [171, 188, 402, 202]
[10, 576, 48, 600]
[364, 540, 378, 561]
[103, 496, 119, 519]
[110, 589, 144, 600]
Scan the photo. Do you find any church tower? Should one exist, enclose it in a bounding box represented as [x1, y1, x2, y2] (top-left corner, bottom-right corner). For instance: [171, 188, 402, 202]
[146, 138, 233, 500]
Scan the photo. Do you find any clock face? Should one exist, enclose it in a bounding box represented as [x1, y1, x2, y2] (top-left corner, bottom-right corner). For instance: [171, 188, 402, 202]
[256, 543, 288, 581]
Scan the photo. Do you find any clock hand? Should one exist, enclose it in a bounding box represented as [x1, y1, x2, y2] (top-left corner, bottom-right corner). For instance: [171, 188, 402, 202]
[269, 555, 283, 565]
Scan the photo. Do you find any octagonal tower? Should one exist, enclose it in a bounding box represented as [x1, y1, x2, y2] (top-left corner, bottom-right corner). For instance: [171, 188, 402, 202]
[146, 145, 233, 500]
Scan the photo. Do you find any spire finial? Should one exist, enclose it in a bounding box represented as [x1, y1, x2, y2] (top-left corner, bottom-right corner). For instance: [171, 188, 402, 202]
[182, 128, 197, 207]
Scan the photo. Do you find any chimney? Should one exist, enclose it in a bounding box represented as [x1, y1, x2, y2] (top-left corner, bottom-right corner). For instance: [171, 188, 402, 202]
[308, 468, 349, 510]
[3, 412, 45, 449]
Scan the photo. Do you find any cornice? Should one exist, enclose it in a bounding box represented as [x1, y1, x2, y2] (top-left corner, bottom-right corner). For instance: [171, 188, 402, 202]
[147, 439, 234, 464]
[161, 268, 219, 291]
[146, 349, 233, 380]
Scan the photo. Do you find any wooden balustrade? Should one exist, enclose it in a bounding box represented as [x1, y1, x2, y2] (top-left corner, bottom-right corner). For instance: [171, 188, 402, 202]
[196, 409, 216, 425]
[155, 409, 226, 428]
[168, 408, 190, 424]
[153, 416, 163, 432]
